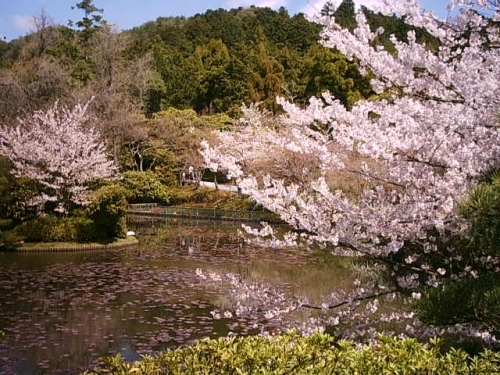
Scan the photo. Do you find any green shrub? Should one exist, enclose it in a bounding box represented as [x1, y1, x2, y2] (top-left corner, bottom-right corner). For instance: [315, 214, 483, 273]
[0, 219, 13, 230]
[11, 184, 129, 243]
[154, 108, 233, 131]
[121, 171, 172, 205]
[460, 171, 500, 256]
[168, 186, 261, 211]
[15, 216, 96, 242]
[148, 148, 178, 186]
[4, 177, 42, 221]
[86, 184, 129, 239]
[0, 229, 24, 250]
[118, 145, 178, 186]
[84, 332, 500, 375]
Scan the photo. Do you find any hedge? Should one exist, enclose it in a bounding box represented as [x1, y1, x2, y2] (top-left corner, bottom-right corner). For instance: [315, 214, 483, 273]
[83, 332, 500, 374]
[15, 216, 97, 242]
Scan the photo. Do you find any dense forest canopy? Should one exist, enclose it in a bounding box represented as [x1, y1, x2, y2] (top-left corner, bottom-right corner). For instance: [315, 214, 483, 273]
[0, 1, 439, 120]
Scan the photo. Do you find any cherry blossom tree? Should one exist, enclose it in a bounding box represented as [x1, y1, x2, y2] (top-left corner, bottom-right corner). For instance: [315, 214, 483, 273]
[0, 99, 117, 215]
[201, 0, 500, 342]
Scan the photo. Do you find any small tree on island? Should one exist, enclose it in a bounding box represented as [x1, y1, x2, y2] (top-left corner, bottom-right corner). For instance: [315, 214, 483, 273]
[201, 0, 500, 343]
[0, 100, 117, 216]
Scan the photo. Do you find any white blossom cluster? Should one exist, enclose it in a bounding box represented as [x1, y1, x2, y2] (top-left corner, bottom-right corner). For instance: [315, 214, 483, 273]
[0, 100, 116, 214]
[196, 267, 447, 343]
[196, 267, 499, 345]
[200, 0, 500, 343]
[201, 0, 500, 270]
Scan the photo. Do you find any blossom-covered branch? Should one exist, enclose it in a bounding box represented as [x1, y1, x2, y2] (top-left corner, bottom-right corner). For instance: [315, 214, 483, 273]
[200, 1, 500, 343]
[202, 0, 500, 271]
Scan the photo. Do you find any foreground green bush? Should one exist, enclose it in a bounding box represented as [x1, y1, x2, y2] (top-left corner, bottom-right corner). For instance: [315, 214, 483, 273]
[84, 332, 500, 375]
[7, 184, 130, 244]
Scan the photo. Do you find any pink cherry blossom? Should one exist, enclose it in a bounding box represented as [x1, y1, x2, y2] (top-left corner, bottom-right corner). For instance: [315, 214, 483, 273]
[0, 99, 117, 215]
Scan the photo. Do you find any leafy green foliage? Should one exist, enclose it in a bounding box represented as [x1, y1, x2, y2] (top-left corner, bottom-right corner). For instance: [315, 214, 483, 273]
[1, 2, 441, 120]
[86, 183, 129, 239]
[302, 45, 373, 109]
[10, 185, 128, 242]
[0, 228, 24, 250]
[120, 171, 172, 205]
[154, 108, 234, 132]
[169, 186, 260, 211]
[334, 0, 357, 32]
[5, 183, 129, 243]
[14, 216, 96, 242]
[362, 6, 440, 54]
[4, 177, 43, 222]
[146, 148, 178, 186]
[416, 274, 500, 332]
[0, 157, 15, 219]
[124, 6, 360, 113]
[460, 171, 500, 256]
[84, 331, 500, 374]
[120, 138, 178, 185]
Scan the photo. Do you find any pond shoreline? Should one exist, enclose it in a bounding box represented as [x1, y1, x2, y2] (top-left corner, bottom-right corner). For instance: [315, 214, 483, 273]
[13, 236, 139, 252]
[127, 204, 282, 223]
[4, 204, 279, 253]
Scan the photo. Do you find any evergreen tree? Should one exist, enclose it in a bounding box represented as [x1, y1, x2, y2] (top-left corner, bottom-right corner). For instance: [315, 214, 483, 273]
[321, 1, 336, 17]
[69, 0, 106, 44]
[334, 0, 357, 32]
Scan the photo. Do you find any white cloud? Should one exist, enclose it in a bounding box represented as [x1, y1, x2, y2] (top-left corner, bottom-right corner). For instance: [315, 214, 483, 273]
[224, 0, 288, 10]
[11, 14, 34, 33]
[301, 0, 385, 17]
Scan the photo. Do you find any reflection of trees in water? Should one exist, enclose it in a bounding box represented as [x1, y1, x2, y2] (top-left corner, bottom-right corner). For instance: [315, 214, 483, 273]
[0, 286, 118, 374]
[27, 307, 120, 373]
[178, 234, 202, 254]
[177, 233, 245, 255]
[0, 218, 357, 374]
[129, 217, 351, 296]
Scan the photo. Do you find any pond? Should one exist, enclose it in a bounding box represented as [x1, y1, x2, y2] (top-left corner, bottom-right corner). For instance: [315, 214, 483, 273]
[0, 216, 356, 375]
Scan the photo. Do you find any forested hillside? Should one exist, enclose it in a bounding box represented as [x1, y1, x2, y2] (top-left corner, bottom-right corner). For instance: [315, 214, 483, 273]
[0, 0, 438, 224]
[0, 0, 437, 120]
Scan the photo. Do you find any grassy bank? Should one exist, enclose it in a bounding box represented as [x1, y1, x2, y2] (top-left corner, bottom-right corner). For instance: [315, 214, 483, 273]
[12, 236, 138, 252]
[170, 186, 260, 211]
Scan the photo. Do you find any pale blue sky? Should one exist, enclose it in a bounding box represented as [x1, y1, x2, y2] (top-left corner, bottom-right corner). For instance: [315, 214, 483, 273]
[0, 0, 451, 41]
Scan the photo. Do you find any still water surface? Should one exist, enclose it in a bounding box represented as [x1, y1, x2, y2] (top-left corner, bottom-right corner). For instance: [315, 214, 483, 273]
[0, 216, 354, 374]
